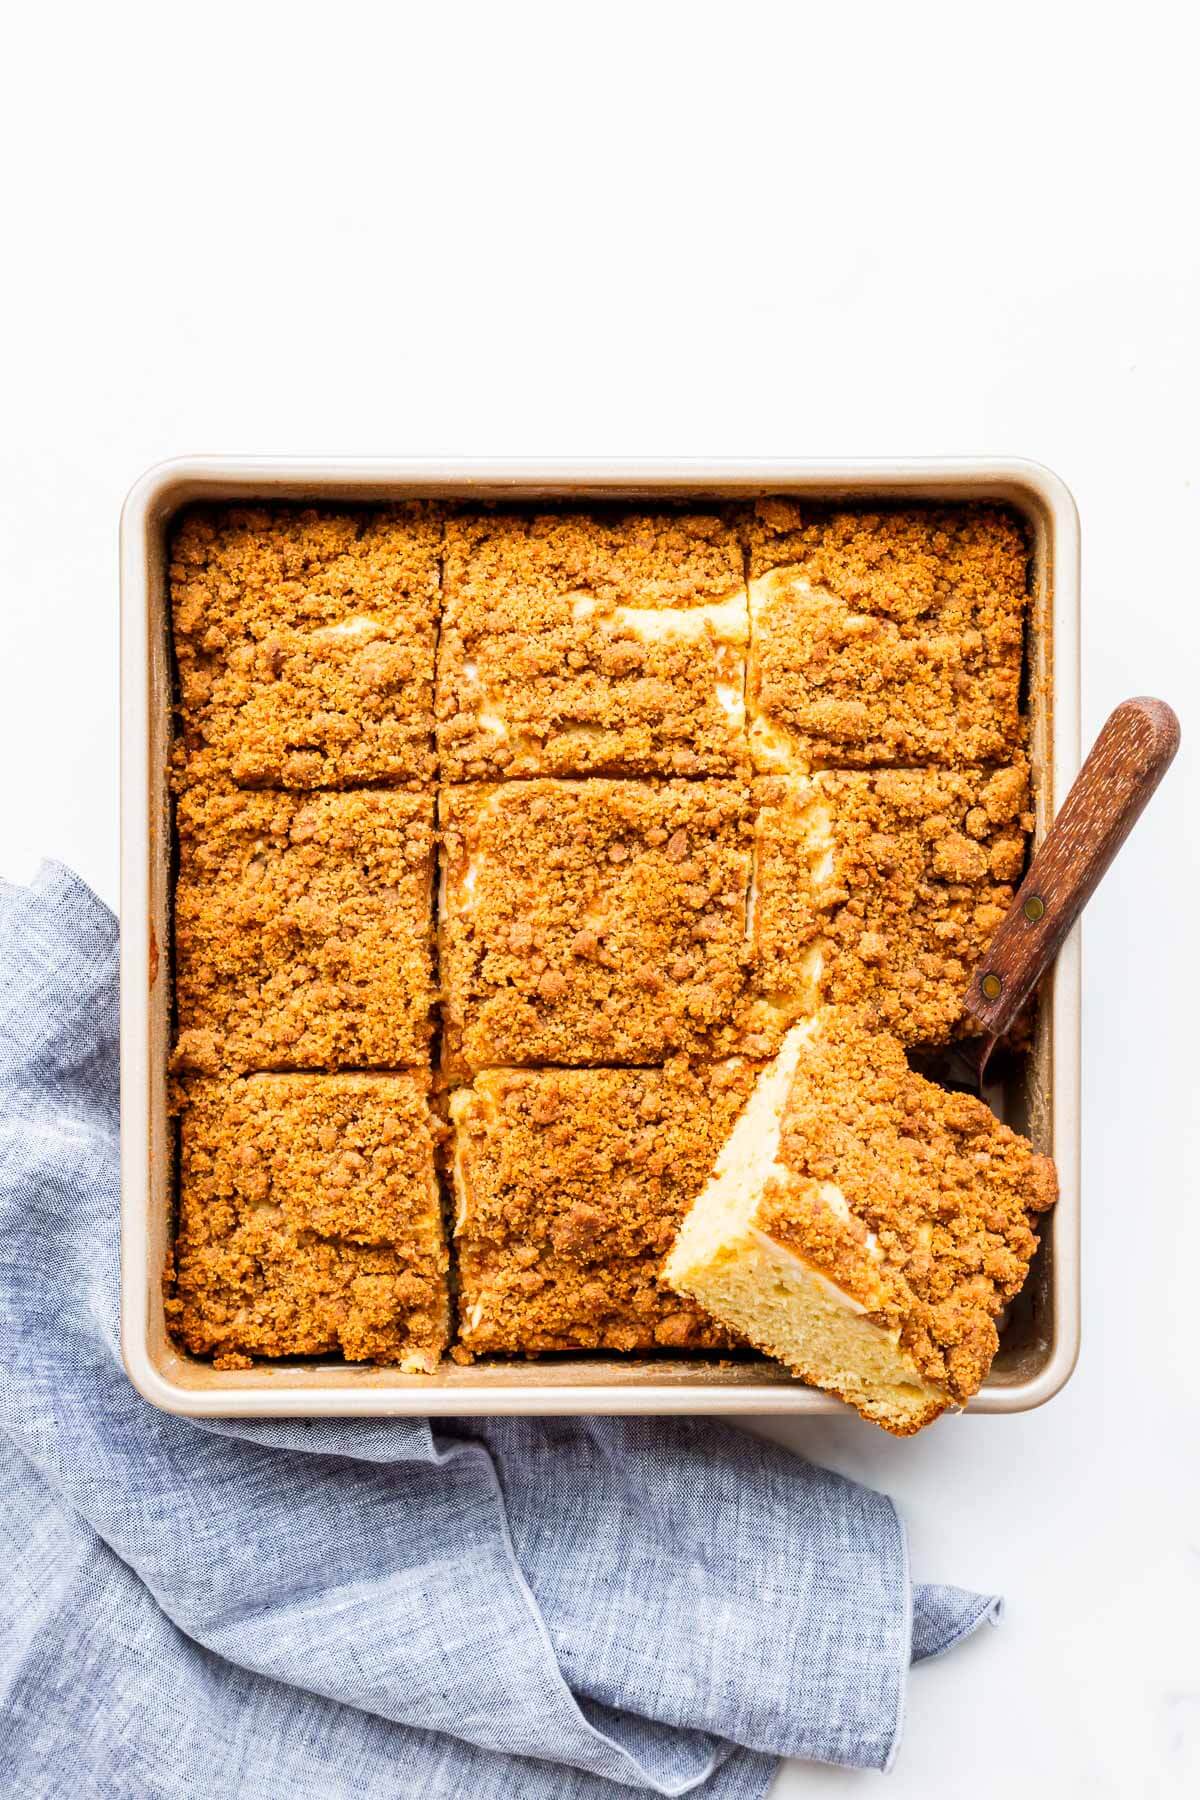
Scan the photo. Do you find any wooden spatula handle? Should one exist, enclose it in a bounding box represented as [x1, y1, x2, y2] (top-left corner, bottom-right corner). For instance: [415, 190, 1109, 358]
[964, 697, 1180, 1040]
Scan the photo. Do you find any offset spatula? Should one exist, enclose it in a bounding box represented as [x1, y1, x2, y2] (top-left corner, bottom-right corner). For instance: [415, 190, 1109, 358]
[944, 697, 1180, 1091]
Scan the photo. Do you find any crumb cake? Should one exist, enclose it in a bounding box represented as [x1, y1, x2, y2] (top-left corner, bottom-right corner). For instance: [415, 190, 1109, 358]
[729, 764, 1032, 1052]
[745, 502, 1027, 772]
[164, 494, 1047, 1384]
[437, 510, 748, 780]
[665, 1007, 1056, 1433]
[449, 1058, 760, 1355]
[171, 505, 441, 788]
[439, 779, 753, 1073]
[169, 1073, 449, 1368]
[174, 786, 435, 1074]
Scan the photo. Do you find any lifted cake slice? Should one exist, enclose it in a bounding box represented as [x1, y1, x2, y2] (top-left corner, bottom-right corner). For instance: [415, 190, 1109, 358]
[664, 1007, 1056, 1435]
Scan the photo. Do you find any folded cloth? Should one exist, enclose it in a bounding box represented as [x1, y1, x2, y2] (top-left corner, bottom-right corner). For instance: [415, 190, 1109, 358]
[0, 865, 1001, 1800]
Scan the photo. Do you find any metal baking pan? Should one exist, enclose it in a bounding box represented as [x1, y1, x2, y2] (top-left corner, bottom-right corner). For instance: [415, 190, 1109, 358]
[119, 458, 1080, 1418]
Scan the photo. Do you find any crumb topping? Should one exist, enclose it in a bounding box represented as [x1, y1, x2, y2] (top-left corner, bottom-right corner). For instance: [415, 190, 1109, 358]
[439, 779, 753, 1072]
[170, 504, 441, 788]
[760, 1007, 1057, 1403]
[746, 502, 1027, 771]
[449, 508, 744, 608]
[451, 1058, 760, 1354]
[174, 786, 435, 1075]
[168, 1073, 448, 1367]
[437, 510, 748, 779]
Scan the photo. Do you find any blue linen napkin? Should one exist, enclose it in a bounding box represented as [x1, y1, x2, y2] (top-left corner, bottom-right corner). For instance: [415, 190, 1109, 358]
[0, 864, 1001, 1799]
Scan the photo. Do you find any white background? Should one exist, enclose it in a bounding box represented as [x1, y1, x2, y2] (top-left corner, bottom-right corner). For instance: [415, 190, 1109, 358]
[2, 2, 1198, 1795]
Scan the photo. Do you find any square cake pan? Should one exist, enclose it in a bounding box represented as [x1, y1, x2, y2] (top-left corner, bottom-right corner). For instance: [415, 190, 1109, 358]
[120, 458, 1080, 1418]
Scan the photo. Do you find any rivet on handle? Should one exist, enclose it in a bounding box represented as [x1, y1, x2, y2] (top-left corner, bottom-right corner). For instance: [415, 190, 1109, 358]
[980, 973, 1003, 1001]
[1022, 895, 1046, 921]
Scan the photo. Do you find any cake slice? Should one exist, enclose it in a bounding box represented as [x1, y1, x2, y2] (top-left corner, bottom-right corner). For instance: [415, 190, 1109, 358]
[449, 1058, 759, 1357]
[173, 786, 436, 1076]
[169, 1072, 449, 1370]
[437, 509, 748, 779]
[438, 778, 753, 1074]
[170, 504, 441, 788]
[744, 501, 1027, 772]
[725, 764, 1032, 1056]
[664, 1007, 1057, 1434]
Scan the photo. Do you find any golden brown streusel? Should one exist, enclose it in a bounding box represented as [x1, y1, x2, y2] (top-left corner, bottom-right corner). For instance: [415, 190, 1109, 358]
[744, 502, 1027, 771]
[450, 1058, 760, 1355]
[168, 1073, 448, 1368]
[436, 510, 749, 780]
[757, 1007, 1056, 1415]
[725, 765, 1032, 1054]
[174, 787, 435, 1075]
[171, 504, 440, 788]
[438, 779, 754, 1074]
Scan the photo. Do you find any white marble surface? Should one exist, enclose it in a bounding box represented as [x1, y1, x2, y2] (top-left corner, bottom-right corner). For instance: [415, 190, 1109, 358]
[2, 4, 1198, 1793]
